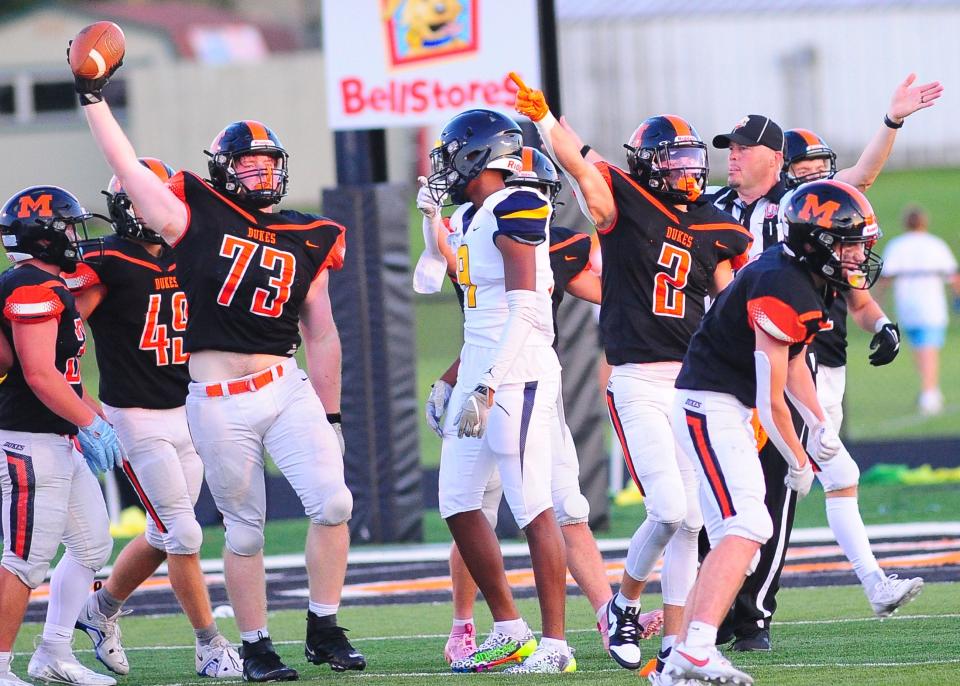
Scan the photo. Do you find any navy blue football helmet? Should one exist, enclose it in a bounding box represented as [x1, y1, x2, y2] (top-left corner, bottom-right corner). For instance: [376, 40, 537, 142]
[427, 109, 523, 205]
[783, 129, 837, 189]
[206, 120, 288, 208]
[506, 147, 562, 204]
[0, 186, 92, 269]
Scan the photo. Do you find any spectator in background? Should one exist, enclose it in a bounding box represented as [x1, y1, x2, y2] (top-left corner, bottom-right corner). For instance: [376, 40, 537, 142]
[880, 206, 960, 415]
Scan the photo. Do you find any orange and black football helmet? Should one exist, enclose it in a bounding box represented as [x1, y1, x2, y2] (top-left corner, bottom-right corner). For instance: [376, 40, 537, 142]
[206, 120, 289, 208]
[104, 157, 175, 244]
[624, 114, 708, 203]
[0, 186, 92, 269]
[783, 128, 837, 189]
[783, 179, 882, 290]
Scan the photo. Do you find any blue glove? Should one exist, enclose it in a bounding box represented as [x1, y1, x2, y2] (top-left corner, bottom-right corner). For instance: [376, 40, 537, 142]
[77, 415, 125, 475]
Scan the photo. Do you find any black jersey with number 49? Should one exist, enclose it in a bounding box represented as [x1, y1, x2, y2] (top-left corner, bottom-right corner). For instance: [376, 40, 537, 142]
[676, 245, 833, 408]
[168, 171, 346, 356]
[595, 162, 752, 365]
[64, 235, 190, 410]
[0, 265, 85, 435]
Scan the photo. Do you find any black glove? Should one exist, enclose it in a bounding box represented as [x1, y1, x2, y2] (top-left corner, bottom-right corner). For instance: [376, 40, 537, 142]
[67, 40, 123, 106]
[869, 321, 900, 366]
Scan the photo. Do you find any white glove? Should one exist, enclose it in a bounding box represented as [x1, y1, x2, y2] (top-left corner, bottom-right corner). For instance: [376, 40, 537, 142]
[416, 176, 439, 218]
[806, 420, 843, 463]
[785, 459, 814, 498]
[456, 385, 492, 439]
[425, 380, 453, 437]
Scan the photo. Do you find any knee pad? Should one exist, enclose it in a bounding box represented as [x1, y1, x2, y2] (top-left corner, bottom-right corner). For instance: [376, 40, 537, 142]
[555, 492, 590, 526]
[644, 488, 688, 526]
[625, 518, 682, 582]
[2, 554, 49, 589]
[69, 530, 113, 572]
[818, 449, 861, 493]
[309, 487, 353, 526]
[724, 507, 773, 546]
[164, 516, 203, 555]
[225, 523, 265, 557]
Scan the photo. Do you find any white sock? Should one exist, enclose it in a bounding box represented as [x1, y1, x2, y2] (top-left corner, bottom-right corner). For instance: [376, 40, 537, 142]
[451, 617, 474, 632]
[825, 497, 882, 590]
[492, 618, 529, 640]
[685, 621, 717, 650]
[41, 623, 74, 644]
[45, 555, 94, 638]
[539, 636, 568, 655]
[0, 651, 11, 672]
[661, 634, 677, 654]
[240, 628, 269, 643]
[625, 518, 677, 582]
[595, 604, 607, 624]
[308, 601, 338, 618]
[614, 590, 641, 611]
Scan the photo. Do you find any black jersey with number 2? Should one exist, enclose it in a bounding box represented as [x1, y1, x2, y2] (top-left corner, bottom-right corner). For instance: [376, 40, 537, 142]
[594, 162, 753, 365]
[0, 265, 85, 435]
[64, 235, 191, 410]
[167, 171, 346, 357]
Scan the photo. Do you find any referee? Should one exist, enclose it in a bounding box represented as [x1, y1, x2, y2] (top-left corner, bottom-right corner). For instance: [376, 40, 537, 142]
[703, 114, 797, 652]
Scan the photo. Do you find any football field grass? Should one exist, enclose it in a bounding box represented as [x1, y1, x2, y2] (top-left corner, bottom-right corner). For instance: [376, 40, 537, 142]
[12, 583, 960, 685]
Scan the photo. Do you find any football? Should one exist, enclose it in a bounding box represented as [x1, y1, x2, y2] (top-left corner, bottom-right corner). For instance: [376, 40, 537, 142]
[68, 21, 125, 80]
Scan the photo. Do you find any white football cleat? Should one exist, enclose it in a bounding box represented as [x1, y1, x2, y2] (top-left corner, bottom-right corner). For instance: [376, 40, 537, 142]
[196, 635, 243, 678]
[27, 645, 116, 686]
[74, 596, 130, 675]
[0, 662, 30, 686]
[503, 645, 576, 674]
[661, 642, 753, 685]
[869, 574, 924, 618]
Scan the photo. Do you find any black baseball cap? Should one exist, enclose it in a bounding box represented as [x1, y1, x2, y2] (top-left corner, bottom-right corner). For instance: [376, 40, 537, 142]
[713, 114, 784, 152]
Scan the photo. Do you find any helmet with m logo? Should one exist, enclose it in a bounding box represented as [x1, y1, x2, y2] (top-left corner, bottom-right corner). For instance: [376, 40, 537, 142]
[783, 179, 882, 290]
[0, 186, 93, 269]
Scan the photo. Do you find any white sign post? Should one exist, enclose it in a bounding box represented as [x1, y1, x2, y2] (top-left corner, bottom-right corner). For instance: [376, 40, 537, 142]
[322, 0, 541, 131]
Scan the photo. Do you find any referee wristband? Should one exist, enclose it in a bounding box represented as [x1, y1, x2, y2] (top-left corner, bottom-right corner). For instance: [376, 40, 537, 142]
[580, 144, 592, 158]
[883, 114, 903, 129]
[326, 412, 342, 425]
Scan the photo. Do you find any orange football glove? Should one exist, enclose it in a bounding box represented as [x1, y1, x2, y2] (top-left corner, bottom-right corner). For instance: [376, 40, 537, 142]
[509, 72, 549, 122]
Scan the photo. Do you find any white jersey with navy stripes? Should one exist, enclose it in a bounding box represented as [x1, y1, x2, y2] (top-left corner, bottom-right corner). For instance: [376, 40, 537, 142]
[448, 187, 556, 353]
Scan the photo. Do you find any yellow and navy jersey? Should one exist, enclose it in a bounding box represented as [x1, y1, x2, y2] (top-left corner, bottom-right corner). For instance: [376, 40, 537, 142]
[0, 265, 85, 435]
[676, 245, 832, 408]
[63, 235, 191, 410]
[448, 186, 556, 357]
[167, 171, 345, 357]
[595, 162, 752, 365]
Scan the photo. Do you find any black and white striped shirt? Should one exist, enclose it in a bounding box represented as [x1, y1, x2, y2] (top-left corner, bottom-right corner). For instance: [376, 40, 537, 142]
[706, 179, 789, 260]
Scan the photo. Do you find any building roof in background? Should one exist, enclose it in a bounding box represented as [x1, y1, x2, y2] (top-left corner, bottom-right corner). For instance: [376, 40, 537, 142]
[73, 1, 301, 58]
[556, 0, 960, 19]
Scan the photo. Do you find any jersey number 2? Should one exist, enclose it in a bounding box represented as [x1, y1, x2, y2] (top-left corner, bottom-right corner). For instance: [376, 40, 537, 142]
[653, 244, 691, 318]
[140, 292, 189, 366]
[217, 235, 295, 318]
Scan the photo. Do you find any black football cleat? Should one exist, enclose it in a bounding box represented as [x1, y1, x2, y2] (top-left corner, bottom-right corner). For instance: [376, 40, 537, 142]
[240, 637, 299, 682]
[305, 613, 366, 672]
[732, 627, 772, 652]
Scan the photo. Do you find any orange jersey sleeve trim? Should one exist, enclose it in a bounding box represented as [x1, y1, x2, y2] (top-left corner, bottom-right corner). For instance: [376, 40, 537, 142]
[607, 165, 680, 224]
[549, 232, 590, 253]
[4, 284, 65, 323]
[314, 226, 347, 280]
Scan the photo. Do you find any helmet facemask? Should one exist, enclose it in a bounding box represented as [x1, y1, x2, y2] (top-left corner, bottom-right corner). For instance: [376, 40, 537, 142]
[785, 152, 837, 189]
[814, 230, 884, 290]
[627, 140, 708, 203]
[103, 190, 163, 244]
[213, 149, 289, 209]
[17, 215, 93, 270]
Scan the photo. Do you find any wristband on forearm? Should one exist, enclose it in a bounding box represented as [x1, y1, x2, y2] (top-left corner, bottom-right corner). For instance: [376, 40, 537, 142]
[883, 114, 903, 129]
[326, 412, 342, 424]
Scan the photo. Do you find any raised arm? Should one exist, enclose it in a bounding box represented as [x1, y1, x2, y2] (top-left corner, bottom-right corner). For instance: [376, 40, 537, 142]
[510, 74, 616, 229]
[835, 74, 943, 191]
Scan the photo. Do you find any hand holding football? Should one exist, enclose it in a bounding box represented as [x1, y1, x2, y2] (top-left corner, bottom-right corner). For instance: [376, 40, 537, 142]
[69, 21, 125, 80]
